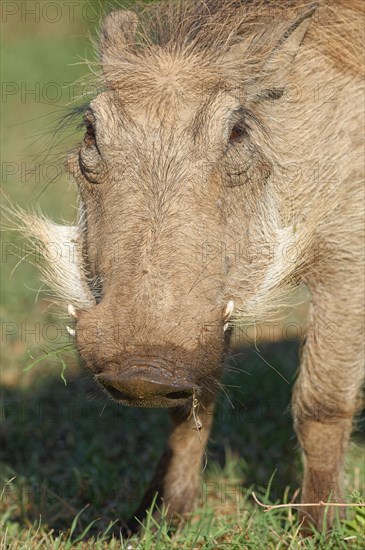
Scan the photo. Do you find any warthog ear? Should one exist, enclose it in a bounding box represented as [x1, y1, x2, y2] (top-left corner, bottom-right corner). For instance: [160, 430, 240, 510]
[100, 10, 139, 65]
[224, 4, 317, 98]
[262, 3, 318, 79]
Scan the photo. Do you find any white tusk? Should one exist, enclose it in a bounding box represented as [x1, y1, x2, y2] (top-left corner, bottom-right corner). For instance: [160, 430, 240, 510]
[223, 322, 229, 332]
[223, 300, 235, 321]
[66, 325, 76, 337]
[68, 304, 77, 319]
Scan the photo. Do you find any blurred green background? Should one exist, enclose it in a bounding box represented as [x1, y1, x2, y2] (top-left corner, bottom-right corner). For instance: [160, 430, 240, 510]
[1, 0, 99, 377]
[1, 1, 364, 547]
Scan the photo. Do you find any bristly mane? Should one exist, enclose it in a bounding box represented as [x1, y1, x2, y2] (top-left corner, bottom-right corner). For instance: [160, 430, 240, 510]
[121, 0, 364, 75]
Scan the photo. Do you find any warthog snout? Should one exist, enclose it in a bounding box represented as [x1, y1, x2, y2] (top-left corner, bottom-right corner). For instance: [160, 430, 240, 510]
[74, 298, 225, 408]
[97, 364, 197, 407]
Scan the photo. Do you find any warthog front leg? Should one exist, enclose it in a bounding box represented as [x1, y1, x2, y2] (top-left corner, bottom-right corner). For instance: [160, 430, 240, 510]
[125, 400, 215, 534]
[293, 271, 364, 531]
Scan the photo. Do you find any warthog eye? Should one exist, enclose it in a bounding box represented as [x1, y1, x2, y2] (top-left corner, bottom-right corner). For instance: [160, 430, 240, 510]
[78, 109, 104, 183]
[229, 121, 249, 144]
[83, 110, 97, 148]
[85, 123, 95, 146]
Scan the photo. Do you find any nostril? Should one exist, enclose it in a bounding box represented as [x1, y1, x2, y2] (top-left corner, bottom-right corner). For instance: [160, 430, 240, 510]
[99, 380, 128, 400]
[101, 384, 127, 401]
[165, 390, 193, 400]
[98, 372, 195, 404]
[102, 384, 193, 403]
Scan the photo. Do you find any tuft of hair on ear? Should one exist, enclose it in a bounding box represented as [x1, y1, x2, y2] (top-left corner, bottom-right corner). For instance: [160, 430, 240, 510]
[234, 3, 318, 101]
[263, 3, 318, 78]
[99, 9, 139, 67]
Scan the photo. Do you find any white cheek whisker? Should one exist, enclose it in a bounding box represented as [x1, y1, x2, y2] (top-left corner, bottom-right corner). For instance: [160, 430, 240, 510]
[3, 202, 95, 309]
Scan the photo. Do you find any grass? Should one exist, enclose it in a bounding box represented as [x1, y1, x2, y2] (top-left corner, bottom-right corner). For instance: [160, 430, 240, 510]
[1, 1, 364, 548]
[2, 341, 364, 548]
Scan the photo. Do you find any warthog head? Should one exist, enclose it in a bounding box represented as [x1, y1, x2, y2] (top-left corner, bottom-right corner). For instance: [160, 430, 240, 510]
[17, 3, 317, 409]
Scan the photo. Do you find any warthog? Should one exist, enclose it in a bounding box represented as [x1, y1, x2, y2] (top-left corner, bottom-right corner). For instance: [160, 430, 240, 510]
[12, 0, 364, 534]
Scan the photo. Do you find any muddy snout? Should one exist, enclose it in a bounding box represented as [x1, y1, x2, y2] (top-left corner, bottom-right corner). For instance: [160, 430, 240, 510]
[97, 362, 199, 408]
